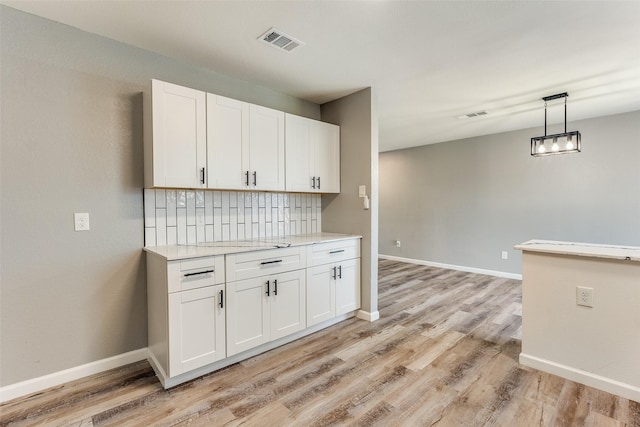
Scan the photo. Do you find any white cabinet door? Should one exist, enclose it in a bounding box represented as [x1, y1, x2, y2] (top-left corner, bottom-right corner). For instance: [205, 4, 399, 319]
[306, 264, 336, 327]
[336, 258, 361, 315]
[168, 284, 225, 376]
[148, 79, 206, 188]
[285, 114, 313, 192]
[249, 104, 284, 191]
[226, 277, 270, 356]
[207, 94, 249, 190]
[313, 121, 340, 193]
[270, 270, 306, 339]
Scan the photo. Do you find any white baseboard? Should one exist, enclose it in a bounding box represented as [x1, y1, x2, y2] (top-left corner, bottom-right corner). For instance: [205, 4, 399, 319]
[0, 348, 148, 403]
[379, 254, 522, 280]
[357, 310, 380, 322]
[520, 353, 640, 403]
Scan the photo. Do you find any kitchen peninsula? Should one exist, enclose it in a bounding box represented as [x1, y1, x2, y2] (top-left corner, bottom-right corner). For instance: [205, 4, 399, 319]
[516, 240, 640, 402]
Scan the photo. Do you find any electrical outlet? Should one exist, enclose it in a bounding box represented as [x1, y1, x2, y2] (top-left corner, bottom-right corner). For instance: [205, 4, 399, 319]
[501, 251, 508, 260]
[576, 286, 594, 307]
[395, 240, 401, 248]
[74, 213, 90, 231]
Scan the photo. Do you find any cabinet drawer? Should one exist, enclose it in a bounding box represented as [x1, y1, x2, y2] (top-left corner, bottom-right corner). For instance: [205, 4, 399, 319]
[308, 239, 360, 266]
[226, 246, 305, 282]
[167, 256, 225, 293]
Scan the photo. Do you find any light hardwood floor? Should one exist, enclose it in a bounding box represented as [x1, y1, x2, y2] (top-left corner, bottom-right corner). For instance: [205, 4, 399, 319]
[2, 260, 639, 426]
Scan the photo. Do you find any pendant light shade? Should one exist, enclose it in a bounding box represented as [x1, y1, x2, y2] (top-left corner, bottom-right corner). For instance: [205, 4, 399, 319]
[531, 93, 581, 157]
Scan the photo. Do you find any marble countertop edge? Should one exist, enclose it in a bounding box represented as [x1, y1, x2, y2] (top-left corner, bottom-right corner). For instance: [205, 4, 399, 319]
[144, 232, 362, 261]
[514, 239, 640, 262]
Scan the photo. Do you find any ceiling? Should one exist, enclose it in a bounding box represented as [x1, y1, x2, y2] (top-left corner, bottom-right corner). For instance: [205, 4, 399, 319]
[4, 1, 640, 152]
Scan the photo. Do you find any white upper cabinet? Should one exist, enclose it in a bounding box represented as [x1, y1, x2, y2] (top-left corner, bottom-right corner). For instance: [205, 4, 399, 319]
[247, 105, 285, 191]
[207, 94, 249, 190]
[313, 120, 340, 193]
[285, 114, 340, 193]
[144, 79, 206, 188]
[206, 97, 284, 191]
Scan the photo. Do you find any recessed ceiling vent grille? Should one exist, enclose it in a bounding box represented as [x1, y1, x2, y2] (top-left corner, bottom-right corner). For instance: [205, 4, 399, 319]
[457, 111, 489, 119]
[259, 27, 305, 52]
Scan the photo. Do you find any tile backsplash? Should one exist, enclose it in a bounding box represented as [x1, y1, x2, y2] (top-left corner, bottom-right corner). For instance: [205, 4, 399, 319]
[144, 189, 321, 247]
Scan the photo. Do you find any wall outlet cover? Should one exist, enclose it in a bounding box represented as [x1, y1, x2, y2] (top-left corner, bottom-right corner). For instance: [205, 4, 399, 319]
[74, 212, 90, 231]
[576, 286, 594, 308]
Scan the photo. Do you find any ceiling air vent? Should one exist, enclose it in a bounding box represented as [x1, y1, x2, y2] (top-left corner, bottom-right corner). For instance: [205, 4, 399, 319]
[259, 27, 305, 53]
[457, 111, 489, 119]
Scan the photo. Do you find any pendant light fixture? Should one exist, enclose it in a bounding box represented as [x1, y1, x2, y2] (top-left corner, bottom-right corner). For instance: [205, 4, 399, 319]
[531, 92, 581, 157]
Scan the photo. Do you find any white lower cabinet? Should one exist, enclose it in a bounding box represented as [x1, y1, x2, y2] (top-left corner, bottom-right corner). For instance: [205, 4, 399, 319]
[168, 284, 226, 374]
[147, 253, 226, 383]
[147, 237, 360, 388]
[335, 258, 361, 315]
[306, 239, 361, 327]
[226, 269, 306, 356]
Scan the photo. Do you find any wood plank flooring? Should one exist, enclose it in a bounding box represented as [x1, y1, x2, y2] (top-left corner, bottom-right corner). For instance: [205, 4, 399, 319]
[2, 259, 639, 426]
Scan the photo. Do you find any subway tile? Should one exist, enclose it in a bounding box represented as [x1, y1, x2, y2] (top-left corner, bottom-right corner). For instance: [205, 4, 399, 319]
[195, 190, 205, 208]
[177, 208, 187, 245]
[156, 209, 167, 246]
[177, 190, 186, 208]
[244, 220, 252, 240]
[205, 191, 213, 225]
[214, 207, 222, 241]
[265, 194, 272, 222]
[144, 189, 156, 227]
[166, 191, 177, 227]
[278, 221, 285, 237]
[259, 222, 265, 239]
[258, 192, 265, 208]
[196, 207, 205, 226]
[196, 224, 205, 243]
[229, 192, 237, 208]
[221, 192, 230, 224]
[252, 223, 259, 239]
[187, 226, 196, 244]
[167, 226, 177, 245]
[213, 191, 222, 208]
[230, 213, 238, 241]
[237, 225, 245, 240]
[186, 191, 196, 226]
[144, 227, 156, 247]
[237, 193, 245, 223]
[155, 189, 166, 208]
[266, 222, 272, 238]
[222, 224, 230, 241]
[205, 225, 214, 242]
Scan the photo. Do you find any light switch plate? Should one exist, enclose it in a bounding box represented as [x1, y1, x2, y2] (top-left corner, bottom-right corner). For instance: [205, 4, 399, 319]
[74, 213, 90, 231]
[359, 185, 366, 198]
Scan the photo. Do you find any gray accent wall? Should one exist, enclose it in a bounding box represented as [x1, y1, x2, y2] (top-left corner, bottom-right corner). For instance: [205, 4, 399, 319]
[0, 6, 319, 386]
[379, 110, 640, 275]
[321, 88, 379, 317]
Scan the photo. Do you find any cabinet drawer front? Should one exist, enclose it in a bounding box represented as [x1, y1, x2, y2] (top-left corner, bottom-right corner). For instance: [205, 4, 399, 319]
[226, 246, 305, 282]
[308, 239, 360, 266]
[168, 256, 225, 293]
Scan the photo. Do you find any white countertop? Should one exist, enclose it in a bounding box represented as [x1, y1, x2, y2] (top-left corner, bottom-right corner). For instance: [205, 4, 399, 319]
[515, 239, 640, 262]
[144, 232, 362, 261]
